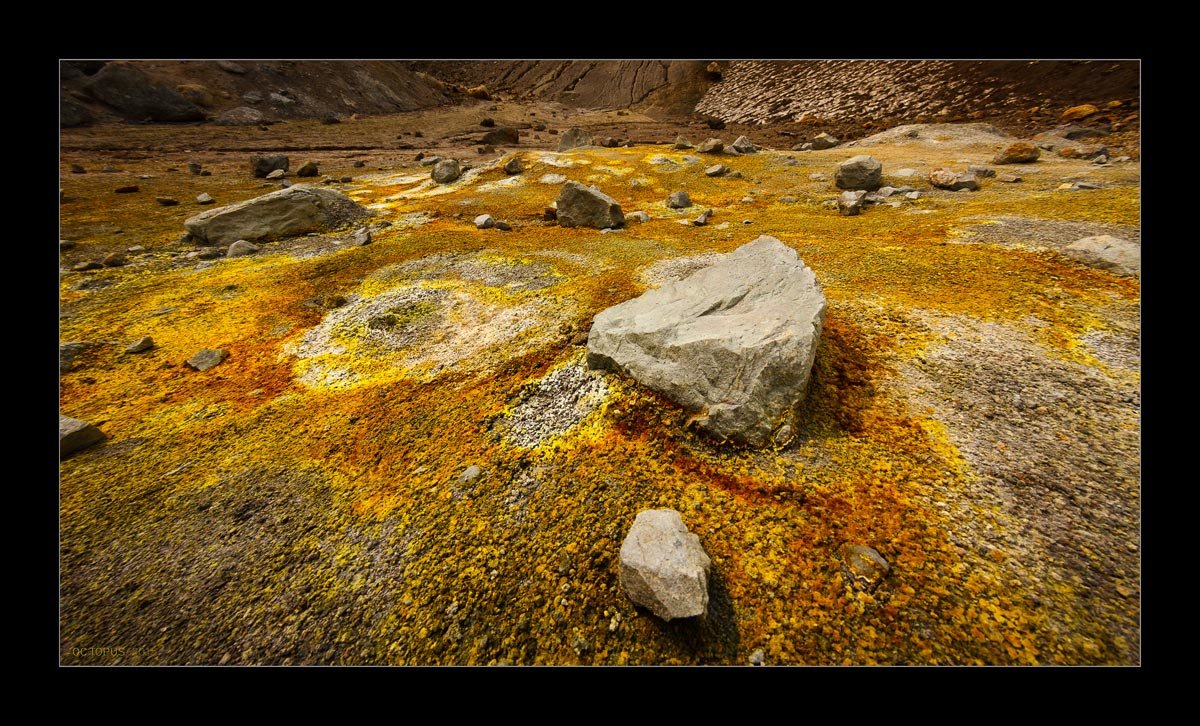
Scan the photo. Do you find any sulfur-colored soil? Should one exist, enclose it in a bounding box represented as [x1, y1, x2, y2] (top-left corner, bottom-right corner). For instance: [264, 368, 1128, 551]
[59, 114, 1139, 665]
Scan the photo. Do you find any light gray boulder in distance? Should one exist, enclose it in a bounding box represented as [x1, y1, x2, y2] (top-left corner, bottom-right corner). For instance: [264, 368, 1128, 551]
[183, 185, 369, 245]
[60, 415, 105, 457]
[431, 159, 462, 184]
[556, 181, 624, 229]
[666, 191, 692, 209]
[810, 132, 839, 150]
[558, 127, 594, 151]
[619, 509, 711, 621]
[696, 138, 723, 154]
[1063, 235, 1140, 276]
[838, 190, 866, 216]
[475, 214, 495, 229]
[835, 155, 883, 190]
[587, 235, 826, 447]
[731, 135, 757, 154]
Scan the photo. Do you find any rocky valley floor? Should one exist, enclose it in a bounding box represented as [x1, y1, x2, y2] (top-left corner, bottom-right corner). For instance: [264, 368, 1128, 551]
[58, 107, 1140, 665]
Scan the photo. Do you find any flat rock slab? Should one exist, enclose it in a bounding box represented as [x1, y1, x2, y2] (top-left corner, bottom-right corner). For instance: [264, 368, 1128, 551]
[186, 348, 229, 371]
[1063, 235, 1140, 276]
[183, 185, 368, 245]
[60, 415, 104, 457]
[619, 509, 711, 621]
[587, 235, 826, 447]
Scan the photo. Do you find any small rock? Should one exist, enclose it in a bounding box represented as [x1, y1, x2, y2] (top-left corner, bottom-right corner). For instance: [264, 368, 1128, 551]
[619, 509, 711, 621]
[102, 165, 117, 173]
[475, 214, 495, 229]
[70, 164, 86, 174]
[126, 336, 155, 354]
[494, 221, 512, 232]
[200, 170, 212, 176]
[155, 197, 179, 207]
[60, 415, 105, 457]
[666, 191, 692, 209]
[692, 209, 712, 226]
[705, 164, 730, 177]
[929, 169, 979, 191]
[808, 173, 828, 181]
[60, 239, 76, 251]
[838, 190, 866, 216]
[626, 211, 650, 223]
[704, 117, 726, 130]
[353, 228, 372, 246]
[477, 145, 495, 155]
[556, 181, 624, 229]
[810, 132, 839, 150]
[73, 261, 103, 271]
[504, 157, 522, 175]
[696, 138, 723, 154]
[835, 155, 883, 190]
[352, 160, 366, 168]
[187, 162, 202, 175]
[1092, 155, 1109, 165]
[186, 348, 229, 371]
[266, 169, 286, 180]
[115, 185, 139, 194]
[481, 117, 495, 128]
[296, 161, 319, 177]
[749, 649, 766, 666]
[994, 142, 1040, 165]
[904, 190, 921, 200]
[558, 127, 594, 151]
[102, 253, 126, 267]
[839, 544, 889, 592]
[269, 92, 294, 106]
[431, 159, 462, 184]
[778, 196, 799, 204]
[226, 240, 259, 257]
[791, 142, 813, 151]
[280, 180, 293, 188]
[967, 165, 996, 178]
[194, 192, 215, 205]
[420, 155, 441, 167]
[251, 155, 289, 178]
[217, 60, 247, 75]
[465, 84, 491, 100]
[339, 176, 352, 184]
[459, 465, 485, 483]
[996, 174, 1021, 183]
[321, 114, 340, 125]
[543, 207, 558, 221]
[1072, 181, 1102, 190]
[673, 135, 694, 150]
[731, 136, 757, 154]
[1061, 104, 1099, 121]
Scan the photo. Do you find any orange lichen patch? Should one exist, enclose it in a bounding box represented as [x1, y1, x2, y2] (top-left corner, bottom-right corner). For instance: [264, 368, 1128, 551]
[60, 137, 1138, 665]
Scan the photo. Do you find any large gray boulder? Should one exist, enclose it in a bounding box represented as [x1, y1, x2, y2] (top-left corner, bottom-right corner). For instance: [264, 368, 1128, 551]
[60, 415, 104, 457]
[558, 127, 594, 151]
[556, 181, 624, 229]
[83, 62, 205, 122]
[835, 155, 883, 190]
[1063, 235, 1140, 276]
[587, 235, 826, 446]
[183, 185, 369, 245]
[431, 159, 462, 184]
[619, 509, 711, 621]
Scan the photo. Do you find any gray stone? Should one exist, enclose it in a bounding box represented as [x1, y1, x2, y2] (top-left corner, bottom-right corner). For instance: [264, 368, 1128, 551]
[791, 142, 813, 151]
[1092, 155, 1109, 165]
[619, 509, 711, 621]
[904, 191, 921, 200]
[186, 348, 228, 371]
[155, 197, 179, 207]
[731, 136, 757, 154]
[838, 190, 866, 216]
[431, 159, 462, 184]
[993, 141, 1040, 164]
[459, 465, 484, 483]
[60, 239, 76, 251]
[587, 235, 826, 446]
[808, 173, 828, 181]
[60, 415, 105, 457]
[626, 211, 650, 223]
[477, 145, 496, 155]
[217, 60, 247, 75]
[705, 164, 730, 177]
[184, 185, 368, 245]
[226, 240, 260, 257]
[251, 155, 289, 178]
[749, 649, 766, 666]
[420, 156, 442, 167]
[481, 127, 519, 146]
[558, 127, 594, 151]
[556, 181, 624, 229]
[673, 135, 694, 150]
[997, 174, 1021, 183]
[353, 160, 366, 168]
[504, 157, 522, 175]
[215, 106, 264, 126]
[893, 168, 919, 178]
[125, 336, 154, 354]
[967, 165, 996, 178]
[835, 155, 883, 190]
[269, 92, 294, 105]
[353, 228, 372, 246]
[810, 132, 839, 150]
[296, 161, 319, 177]
[115, 185, 139, 194]
[196, 193, 215, 205]
[72, 261, 102, 271]
[666, 191, 692, 209]
[692, 209, 712, 226]
[929, 169, 979, 191]
[102, 253, 126, 267]
[70, 164, 86, 174]
[1072, 181, 1102, 190]
[60, 342, 87, 370]
[280, 180, 293, 188]
[839, 544, 889, 592]
[475, 214, 495, 229]
[187, 162, 203, 175]
[696, 138, 723, 154]
[494, 221, 511, 232]
[1063, 235, 1139, 276]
